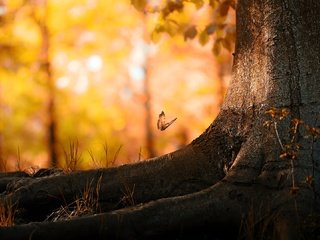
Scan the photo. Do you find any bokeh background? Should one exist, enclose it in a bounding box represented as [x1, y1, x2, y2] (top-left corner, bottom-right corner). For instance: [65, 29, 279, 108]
[0, 0, 234, 171]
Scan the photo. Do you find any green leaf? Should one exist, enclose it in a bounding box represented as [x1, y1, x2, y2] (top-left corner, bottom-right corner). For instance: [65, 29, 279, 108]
[131, 0, 147, 11]
[184, 25, 198, 41]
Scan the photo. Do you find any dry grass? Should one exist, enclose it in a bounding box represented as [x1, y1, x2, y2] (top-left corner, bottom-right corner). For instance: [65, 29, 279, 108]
[16, 146, 22, 171]
[302, 214, 320, 239]
[137, 147, 144, 162]
[120, 183, 135, 207]
[46, 176, 102, 222]
[89, 142, 122, 169]
[0, 154, 7, 172]
[238, 204, 280, 240]
[62, 140, 82, 173]
[0, 200, 16, 227]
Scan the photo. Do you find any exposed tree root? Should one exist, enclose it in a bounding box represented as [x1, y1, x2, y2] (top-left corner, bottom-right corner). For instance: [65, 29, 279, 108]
[0, 181, 252, 240]
[0, 111, 319, 239]
[0, 142, 227, 222]
[0, 178, 312, 240]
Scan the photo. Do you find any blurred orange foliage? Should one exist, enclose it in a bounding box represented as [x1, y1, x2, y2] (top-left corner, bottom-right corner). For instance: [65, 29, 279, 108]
[0, 0, 233, 171]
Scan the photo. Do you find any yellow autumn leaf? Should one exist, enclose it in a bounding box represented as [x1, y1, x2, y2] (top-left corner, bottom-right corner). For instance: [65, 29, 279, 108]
[131, 0, 147, 11]
[199, 30, 209, 45]
[184, 25, 197, 41]
[190, 0, 204, 9]
[212, 39, 221, 56]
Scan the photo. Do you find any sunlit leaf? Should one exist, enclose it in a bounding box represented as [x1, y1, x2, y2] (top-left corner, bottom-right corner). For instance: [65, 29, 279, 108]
[151, 18, 179, 38]
[162, 0, 184, 18]
[131, 0, 147, 11]
[222, 30, 235, 51]
[184, 25, 197, 41]
[263, 120, 272, 128]
[280, 108, 290, 119]
[190, 0, 204, 9]
[219, 0, 230, 17]
[205, 23, 216, 34]
[265, 107, 278, 117]
[199, 25, 215, 46]
[209, 0, 219, 9]
[230, 0, 236, 9]
[265, 107, 290, 120]
[212, 39, 221, 55]
[305, 175, 314, 185]
[291, 118, 303, 126]
[151, 23, 165, 42]
[221, 37, 232, 51]
[280, 152, 288, 159]
[199, 30, 209, 45]
[305, 124, 320, 138]
[164, 19, 179, 36]
[151, 29, 162, 43]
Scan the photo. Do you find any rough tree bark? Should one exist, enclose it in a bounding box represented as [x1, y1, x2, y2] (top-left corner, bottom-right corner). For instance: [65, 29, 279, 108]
[1, 0, 320, 239]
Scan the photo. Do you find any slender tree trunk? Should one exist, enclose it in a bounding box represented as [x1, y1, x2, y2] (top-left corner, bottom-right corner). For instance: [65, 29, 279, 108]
[0, 108, 4, 172]
[0, 81, 3, 171]
[38, 1, 58, 167]
[143, 64, 156, 158]
[0, 0, 319, 239]
[142, 14, 156, 158]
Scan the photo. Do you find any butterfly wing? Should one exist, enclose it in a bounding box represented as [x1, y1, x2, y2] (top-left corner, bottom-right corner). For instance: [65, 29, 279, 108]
[157, 111, 177, 131]
[157, 111, 166, 130]
[162, 117, 177, 130]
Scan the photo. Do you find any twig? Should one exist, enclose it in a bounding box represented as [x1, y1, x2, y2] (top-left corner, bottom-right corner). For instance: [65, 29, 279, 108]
[274, 122, 284, 150]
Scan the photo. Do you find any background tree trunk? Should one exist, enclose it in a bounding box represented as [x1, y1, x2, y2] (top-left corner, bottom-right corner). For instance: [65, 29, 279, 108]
[0, 86, 4, 171]
[38, 0, 59, 167]
[142, 14, 156, 159]
[0, 0, 319, 239]
[143, 57, 156, 158]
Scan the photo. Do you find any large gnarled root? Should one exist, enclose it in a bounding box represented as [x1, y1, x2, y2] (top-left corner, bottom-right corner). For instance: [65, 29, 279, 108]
[0, 181, 254, 240]
[1, 177, 309, 240]
[1, 143, 227, 222]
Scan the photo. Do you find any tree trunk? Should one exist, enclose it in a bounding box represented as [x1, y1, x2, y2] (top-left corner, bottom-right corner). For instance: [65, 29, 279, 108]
[38, 0, 59, 167]
[1, 0, 320, 239]
[143, 62, 156, 158]
[143, 14, 156, 158]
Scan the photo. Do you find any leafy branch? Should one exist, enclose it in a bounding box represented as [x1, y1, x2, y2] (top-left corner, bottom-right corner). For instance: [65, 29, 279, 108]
[265, 107, 319, 196]
[131, 0, 236, 55]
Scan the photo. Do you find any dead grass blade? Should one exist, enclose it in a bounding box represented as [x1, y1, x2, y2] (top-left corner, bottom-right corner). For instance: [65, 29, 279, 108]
[0, 199, 16, 227]
[62, 140, 82, 172]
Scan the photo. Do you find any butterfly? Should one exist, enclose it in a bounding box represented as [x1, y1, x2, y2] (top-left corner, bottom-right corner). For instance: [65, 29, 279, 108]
[157, 111, 177, 131]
